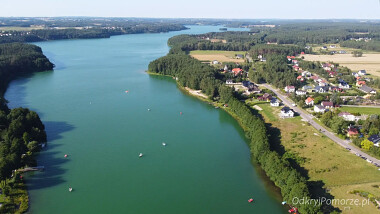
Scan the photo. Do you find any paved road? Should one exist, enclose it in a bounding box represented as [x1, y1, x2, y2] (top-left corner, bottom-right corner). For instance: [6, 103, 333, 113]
[261, 83, 380, 167]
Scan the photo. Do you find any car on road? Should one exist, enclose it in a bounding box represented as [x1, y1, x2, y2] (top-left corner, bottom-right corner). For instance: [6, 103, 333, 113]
[355, 153, 360, 156]
[345, 147, 351, 151]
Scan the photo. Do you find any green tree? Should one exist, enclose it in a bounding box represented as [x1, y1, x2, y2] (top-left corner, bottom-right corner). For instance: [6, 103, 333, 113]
[361, 139, 374, 150]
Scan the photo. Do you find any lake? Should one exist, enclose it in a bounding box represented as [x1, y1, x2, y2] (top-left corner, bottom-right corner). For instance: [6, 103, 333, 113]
[5, 25, 284, 213]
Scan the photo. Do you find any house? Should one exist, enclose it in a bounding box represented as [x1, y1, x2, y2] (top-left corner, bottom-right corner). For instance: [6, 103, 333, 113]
[338, 112, 357, 122]
[359, 85, 377, 94]
[358, 70, 367, 76]
[321, 101, 334, 109]
[302, 71, 311, 77]
[281, 107, 294, 118]
[314, 86, 328, 93]
[339, 83, 350, 89]
[347, 126, 359, 137]
[242, 81, 251, 88]
[236, 54, 244, 59]
[258, 93, 272, 101]
[356, 81, 366, 87]
[314, 105, 326, 113]
[302, 85, 314, 92]
[270, 98, 280, 107]
[321, 46, 327, 50]
[232, 68, 243, 76]
[297, 75, 304, 81]
[296, 90, 307, 96]
[285, 86, 295, 93]
[339, 50, 347, 54]
[310, 75, 319, 82]
[226, 79, 233, 84]
[329, 86, 343, 92]
[301, 51, 305, 55]
[249, 85, 261, 93]
[305, 97, 314, 106]
[224, 65, 228, 71]
[330, 45, 336, 48]
[368, 135, 380, 147]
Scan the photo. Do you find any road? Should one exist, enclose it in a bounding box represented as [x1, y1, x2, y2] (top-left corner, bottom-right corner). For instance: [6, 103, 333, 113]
[261, 83, 380, 167]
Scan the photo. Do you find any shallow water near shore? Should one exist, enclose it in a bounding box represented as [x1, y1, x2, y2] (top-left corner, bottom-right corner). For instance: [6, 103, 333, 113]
[5, 25, 284, 213]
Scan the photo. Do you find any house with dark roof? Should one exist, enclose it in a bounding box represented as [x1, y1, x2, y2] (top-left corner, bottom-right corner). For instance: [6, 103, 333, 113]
[270, 98, 280, 107]
[258, 93, 272, 101]
[314, 105, 326, 113]
[368, 135, 380, 147]
[280, 107, 294, 118]
[314, 86, 328, 93]
[359, 85, 377, 94]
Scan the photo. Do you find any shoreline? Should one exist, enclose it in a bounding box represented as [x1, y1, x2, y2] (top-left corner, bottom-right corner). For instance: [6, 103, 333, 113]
[148, 72, 285, 204]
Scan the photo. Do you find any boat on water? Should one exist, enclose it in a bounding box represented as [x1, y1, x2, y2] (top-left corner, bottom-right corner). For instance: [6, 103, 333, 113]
[248, 198, 254, 203]
[69, 187, 73, 192]
[139, 153, 143, 157]
[162, 142, 166, 146]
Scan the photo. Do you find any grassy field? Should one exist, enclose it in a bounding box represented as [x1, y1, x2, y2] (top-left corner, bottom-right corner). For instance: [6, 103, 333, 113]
[303, 53, 380, 77]
[256, 104, 380, 213]
[311, 44, 379, 54]
[190, 50, 246, 63]
[340, 106, 380, 115]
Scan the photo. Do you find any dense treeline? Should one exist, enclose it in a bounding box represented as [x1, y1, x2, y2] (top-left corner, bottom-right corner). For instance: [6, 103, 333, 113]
[0, 43, 54, 95]
[340, 40, 380, 52]
[249, 44, 306, 58]
[148, 54, 321, 213]
[0, 24, 187, 44]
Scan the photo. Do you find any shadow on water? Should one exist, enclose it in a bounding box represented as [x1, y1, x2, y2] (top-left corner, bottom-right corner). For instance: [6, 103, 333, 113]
[41, 51, 66, 70]
[26, 121, 75, 191]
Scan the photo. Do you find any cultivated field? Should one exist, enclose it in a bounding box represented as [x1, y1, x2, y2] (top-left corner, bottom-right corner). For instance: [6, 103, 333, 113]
[303, 54, 380, 77]
[255, 103, 380, 213]
[190, 50, 246, 63]
[339, 106, 380, 115]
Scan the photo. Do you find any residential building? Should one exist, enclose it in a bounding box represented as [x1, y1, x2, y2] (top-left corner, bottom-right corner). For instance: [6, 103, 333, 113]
[356, 81, 366, 87]
[314, 86, 328, 93]
[305, 97, 314, 106]
[338, 83, 350, 89]
[359, 85, 377, 94]
[358, 70, 367, 76]
[321, 101, 334, 109]
[347, 126, 359, 137]
[296, 90, 307, 96]
[270, 98, 280, 107]
[368, 135, 380, 147]
[258, 93, 272, 101]
[338, 112, 357, 122]
[281, 107, 294, 118]
[284, 86, 295, 93]
[314, 105, 326, 113]
[226, 79, 233, 84]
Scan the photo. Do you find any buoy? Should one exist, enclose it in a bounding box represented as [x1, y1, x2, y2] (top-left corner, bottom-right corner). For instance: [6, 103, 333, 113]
[64, 154, 68, 158]
[125, 90, 129, 93]
[139, 153, 143, 157]
[248, 198, 253, 203]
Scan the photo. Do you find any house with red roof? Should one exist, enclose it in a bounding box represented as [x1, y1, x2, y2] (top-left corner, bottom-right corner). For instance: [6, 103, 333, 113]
[305, 97, 314, 106]
[347, 126, 359, 137]
[356, 81, 366, 87]
[232, 68, 243, 76]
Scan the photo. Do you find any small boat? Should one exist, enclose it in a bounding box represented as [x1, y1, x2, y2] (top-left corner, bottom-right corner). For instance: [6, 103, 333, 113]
[248, 198, 254, 203]
[69, 187, 73, 192]
[282, 201, 287, 205]
[148, 109, 151, 111]
[139, 153, 143, 157]
[162, 142, 166, 146]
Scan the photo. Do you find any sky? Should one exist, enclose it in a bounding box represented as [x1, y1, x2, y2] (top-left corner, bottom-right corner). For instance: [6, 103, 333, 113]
[1, 0, 380, 19]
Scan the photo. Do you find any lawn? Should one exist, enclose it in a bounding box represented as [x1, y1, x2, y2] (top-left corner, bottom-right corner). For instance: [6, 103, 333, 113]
[190, 50, 246, 63]
[340, 106, 380, 115]
[257, 107, 380, 213]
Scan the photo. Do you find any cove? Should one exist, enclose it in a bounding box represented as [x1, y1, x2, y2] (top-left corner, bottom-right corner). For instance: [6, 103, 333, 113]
[5, 25, 284, 214]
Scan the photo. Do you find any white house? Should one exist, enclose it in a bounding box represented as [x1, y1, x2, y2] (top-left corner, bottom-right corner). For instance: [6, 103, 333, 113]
[226, 79, 233, 84]
[338, 112, 358, 122]
[296, 90, 307, 96]
[270, 98, 280, 107]
[339, 83, 350, 89]
[305, 97, 314, 106]
[281, 107, 294, 118]
[301, 71, 311, 77]
[314, 105, 326, 113]
[285, 86, 295, 93]
[358, 70, 367, 76]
